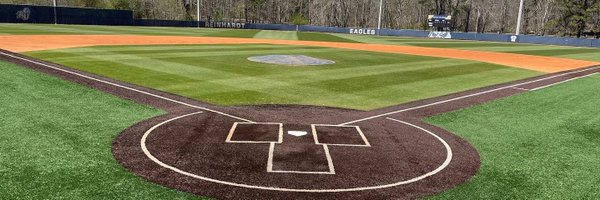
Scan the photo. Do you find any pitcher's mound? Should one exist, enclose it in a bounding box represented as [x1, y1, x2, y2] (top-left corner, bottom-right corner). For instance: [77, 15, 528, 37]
[248, 55, 335, 66]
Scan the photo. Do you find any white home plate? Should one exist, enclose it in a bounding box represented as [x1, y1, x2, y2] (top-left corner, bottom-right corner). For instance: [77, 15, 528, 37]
[287, 131, 308, 137]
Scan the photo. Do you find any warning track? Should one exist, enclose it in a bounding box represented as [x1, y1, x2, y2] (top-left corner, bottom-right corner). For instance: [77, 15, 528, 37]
[0, 34, 598, 73]
[1, 49, 599, 199]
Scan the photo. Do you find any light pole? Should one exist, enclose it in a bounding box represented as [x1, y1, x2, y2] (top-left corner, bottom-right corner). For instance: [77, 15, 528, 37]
[515, 0, 524, 35]
[53, 0, 57, 24]
[197, 0, 200, 28]
[377, 0, 383, 31]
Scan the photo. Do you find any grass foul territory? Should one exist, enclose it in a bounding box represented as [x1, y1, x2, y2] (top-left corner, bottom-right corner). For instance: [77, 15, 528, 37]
[0, 61, 204, 199]
[26, 44, 539, 110]
[426, 74, 600, 199]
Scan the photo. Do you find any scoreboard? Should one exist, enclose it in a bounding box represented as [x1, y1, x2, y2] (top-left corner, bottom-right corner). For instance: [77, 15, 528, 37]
[428, 15, 452, 30]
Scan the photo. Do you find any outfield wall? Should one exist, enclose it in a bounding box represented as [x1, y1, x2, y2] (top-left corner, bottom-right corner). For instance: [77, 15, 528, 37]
[246, 23, 296, 31]
[134, 19, 204, 28]
[515, 35, 598, 47]
[378, 29, 429, 38]
[0, 4, 132, 25]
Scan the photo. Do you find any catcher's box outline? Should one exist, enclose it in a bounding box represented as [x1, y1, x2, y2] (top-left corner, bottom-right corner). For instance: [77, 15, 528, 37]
[267, 124, 371, 174]
[267, 142, 336, 175]
[227, 122, 334, 174]
[140, 112, 453, 192]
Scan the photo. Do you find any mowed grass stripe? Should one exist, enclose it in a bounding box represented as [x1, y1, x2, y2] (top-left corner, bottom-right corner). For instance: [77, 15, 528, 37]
[254, 30, 298, 40]
[47, 44, 319, 58]
[53, 45, 475, 87]
[304, 62, 508, 92]
[426, 74, 600, 199]
[51, 47, 336, 64]
[259, 59, 470, 81]
[54, 47, 244, 79]
[297, 32, 361, 43]
[0, 61, 203, 199]
[27, 44, 540, 110]
[357, 67, 536, 105]
[35, 46, 370, 104]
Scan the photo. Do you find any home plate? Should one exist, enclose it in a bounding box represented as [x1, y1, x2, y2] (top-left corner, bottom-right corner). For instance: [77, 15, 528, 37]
[288, 131, 308, 137]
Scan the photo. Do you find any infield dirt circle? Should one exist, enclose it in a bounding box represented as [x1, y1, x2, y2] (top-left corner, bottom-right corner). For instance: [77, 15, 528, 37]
[113, 103, 480, 199]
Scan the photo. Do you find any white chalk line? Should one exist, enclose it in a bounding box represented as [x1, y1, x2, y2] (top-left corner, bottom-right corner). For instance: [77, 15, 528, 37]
[226, 122, 283, 144]
[267, 142, 335, 174]
[511, 86, 530, 91]
[311, 124, 371, 147]
[141, 112, 453, 192]
[341, 66, 600, 125]
[0, 51, 253, 123]
[530, 72, 599, 91]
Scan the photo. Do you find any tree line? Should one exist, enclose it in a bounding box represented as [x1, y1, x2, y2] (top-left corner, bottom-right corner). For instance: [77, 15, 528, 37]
[3, 0, 600, 38]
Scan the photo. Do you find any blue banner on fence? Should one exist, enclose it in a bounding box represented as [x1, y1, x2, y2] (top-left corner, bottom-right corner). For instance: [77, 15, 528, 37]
[0, 4, 132, 25]
[378, 29, 429, 37]
[0, 4, 55, 23]
[593, 39, 600, 48]
[135, 19, 202, 27]
[299, 25, 351, 34]
[517, 35, 595, 47]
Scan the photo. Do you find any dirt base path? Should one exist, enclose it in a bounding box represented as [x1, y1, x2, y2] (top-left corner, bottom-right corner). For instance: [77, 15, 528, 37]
[0, 34, 597, 73]
[2, 49, 599, 199]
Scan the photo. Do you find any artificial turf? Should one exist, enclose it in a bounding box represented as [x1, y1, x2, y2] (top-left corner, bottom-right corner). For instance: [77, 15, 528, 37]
[426, 74, 600, 199]
[25, 44, 540, 110]
[0, 61, 203, 199]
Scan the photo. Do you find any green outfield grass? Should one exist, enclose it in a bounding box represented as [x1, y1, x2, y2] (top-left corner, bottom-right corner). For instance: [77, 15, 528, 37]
[25, 44, 539, 110]
[426, 74, 600, 199]
[0, 61, 203, 199]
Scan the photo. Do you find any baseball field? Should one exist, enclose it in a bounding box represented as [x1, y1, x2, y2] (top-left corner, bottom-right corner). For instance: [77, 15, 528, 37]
[1, 23, 600, 199]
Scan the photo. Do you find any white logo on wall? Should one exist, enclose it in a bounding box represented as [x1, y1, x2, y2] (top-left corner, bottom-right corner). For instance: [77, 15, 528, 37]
[206, 22, 245, 29]
[16, 8, 31, 21]
[510, 35, 518, 42]
[350, 28, 376, 35]
[428, 31, 452, 39]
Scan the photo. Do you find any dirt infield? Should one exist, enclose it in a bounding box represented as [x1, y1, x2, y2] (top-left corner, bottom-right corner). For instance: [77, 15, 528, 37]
[2, 49, 599, 199]
[0, 34, 598, 72]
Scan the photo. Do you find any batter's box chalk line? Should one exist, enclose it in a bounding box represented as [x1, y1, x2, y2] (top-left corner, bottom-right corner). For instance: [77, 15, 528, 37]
[226, 122, 371, 174]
